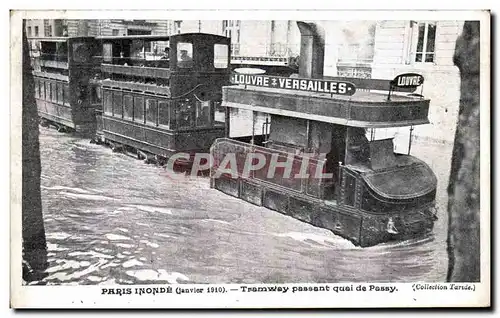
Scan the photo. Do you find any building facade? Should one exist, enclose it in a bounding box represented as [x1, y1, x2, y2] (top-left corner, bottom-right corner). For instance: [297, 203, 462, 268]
[25, 19, 171, 38]
[371, 20, 464, 143]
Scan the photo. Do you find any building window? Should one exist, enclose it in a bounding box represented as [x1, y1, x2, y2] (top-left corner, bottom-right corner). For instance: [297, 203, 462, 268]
[410, 21, 436, 63]
[45, 25, 52, 37]
[34, 26, 39, 37]
[223, 20, 240, 55]
[27, 26, 32, 37]
[174, 21, 182, 34]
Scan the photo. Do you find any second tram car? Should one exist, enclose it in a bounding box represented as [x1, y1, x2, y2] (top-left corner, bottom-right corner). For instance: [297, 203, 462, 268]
[95, 33, 231, 164]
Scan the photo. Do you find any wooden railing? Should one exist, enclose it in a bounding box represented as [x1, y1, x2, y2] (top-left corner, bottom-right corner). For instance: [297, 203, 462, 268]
[101, 64, 171, 79]
[101, 79, 171, 96]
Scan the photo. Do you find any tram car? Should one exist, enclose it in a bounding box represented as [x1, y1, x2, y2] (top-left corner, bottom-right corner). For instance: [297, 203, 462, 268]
[29, 36, 100, 134]
[210, 22, 438, 247]
[95, 33, 231, 164]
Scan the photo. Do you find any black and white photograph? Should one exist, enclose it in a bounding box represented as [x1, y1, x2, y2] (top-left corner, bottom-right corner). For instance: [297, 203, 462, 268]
[9, 9, 490, 308]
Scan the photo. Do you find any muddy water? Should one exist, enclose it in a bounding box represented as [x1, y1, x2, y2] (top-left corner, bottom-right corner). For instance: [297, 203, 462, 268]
[33, 127, 452, 285]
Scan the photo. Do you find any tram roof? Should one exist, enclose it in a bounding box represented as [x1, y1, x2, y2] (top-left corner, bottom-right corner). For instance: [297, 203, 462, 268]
[96, 33, 229, 42]
[222, 85, 431, 128]
[96, 35, 170, 41]
[27, 36, 93, 42]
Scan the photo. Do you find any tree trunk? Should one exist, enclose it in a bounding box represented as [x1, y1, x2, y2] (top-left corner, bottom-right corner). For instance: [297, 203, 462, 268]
[447, 21, 481, 282]
[22, 20, 47, 282]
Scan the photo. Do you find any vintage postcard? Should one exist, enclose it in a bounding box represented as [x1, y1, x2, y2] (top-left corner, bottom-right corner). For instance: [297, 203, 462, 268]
[9, 9, 491, 309]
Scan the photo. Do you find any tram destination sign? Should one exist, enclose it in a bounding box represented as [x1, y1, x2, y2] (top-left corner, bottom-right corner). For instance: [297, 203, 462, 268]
[391, 73, 425, 88]
[231, 73, 356, 96]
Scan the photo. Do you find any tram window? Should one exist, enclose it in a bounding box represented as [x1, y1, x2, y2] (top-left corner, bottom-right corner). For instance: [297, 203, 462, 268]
[176, 98, 194, 128]
[214, 101, 226, 126]
[158, 101, 170, 128]
[113, 92, 123, 117]
[63, 84, 70, 106]
[130, 40, 147, 66]
[133, 96, 144, 123]
[155, 41, 170, 65]
[343, 172, 356, 206]
[103, 90, 113, 115]
[123, 95, 133, 120]
[46, 82, 51, 101]
[145, 99, 158, 125]
[51, 82, 57, 103]
[41, 81, 45, 99]
[45, 81, 49, 101]
[103, 43, 113, 63]
[177, 42, 193, 68]
[45, 82, 50, 101]
[57, 82, 64, 104]
[195, 100, 210, 127]
[34, 79, 39, 98]
[214, 44, 229, 68]
[48, 82, 53, 102]
[57, 42, 68, 62]
[345, 127, 370, 165]
[40, 81, 45, 100]
[90, 85, 102, 105]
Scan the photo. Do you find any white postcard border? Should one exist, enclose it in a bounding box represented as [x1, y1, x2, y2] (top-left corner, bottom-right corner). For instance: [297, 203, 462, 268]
[9, 9, 491, 309]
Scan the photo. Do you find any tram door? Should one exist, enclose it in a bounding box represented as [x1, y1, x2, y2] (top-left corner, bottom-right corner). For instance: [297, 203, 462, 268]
[323, 124, 347, 201]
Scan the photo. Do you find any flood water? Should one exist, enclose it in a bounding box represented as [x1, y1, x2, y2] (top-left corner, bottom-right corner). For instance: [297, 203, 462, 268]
[33, 126, 453, 285]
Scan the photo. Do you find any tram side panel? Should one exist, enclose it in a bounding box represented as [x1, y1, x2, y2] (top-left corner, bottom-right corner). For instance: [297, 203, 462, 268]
[34, 76, 74, 129]
[101, 88, 178, 156]
[210, 138, 366, 245]
[100, 82, 227, 158]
